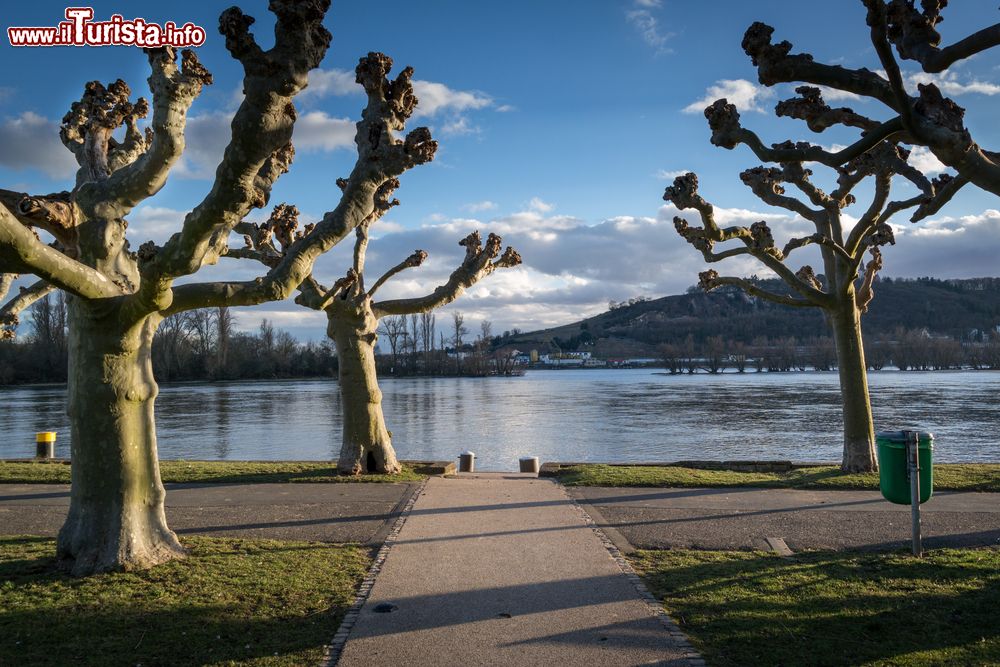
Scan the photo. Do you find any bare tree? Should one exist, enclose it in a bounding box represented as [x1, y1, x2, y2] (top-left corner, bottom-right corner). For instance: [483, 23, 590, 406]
[737, 2, 1000, 209]
[379, 315, 407, 372]
[452, 311, 468, 349]
[420, 311, 435, 358]
[451, 311, 469, 374]
[233, 184, 519, 475]
[665, 128, 923, 471]
[296, 232, 520, 475]
[215, 306, 233, 377]
[0, 2, 437, 574]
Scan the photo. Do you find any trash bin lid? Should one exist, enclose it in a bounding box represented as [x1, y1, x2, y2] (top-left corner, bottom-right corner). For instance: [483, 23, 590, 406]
[876, 430, 934, 444]
[461, 451, 475, 457]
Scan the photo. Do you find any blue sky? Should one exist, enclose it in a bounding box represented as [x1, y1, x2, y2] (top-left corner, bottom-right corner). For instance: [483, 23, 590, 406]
[2, 2, 999, 340]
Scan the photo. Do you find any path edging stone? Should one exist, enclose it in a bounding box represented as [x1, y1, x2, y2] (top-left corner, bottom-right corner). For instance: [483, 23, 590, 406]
[320, 478, 428, 667]
[556, 481, 706, 667]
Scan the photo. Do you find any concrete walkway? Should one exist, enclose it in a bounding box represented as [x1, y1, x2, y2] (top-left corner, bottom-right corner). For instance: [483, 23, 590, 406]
[569, 486, 1000, 552]
[0, 482, 418, 545]
[335, 474, 698, 667]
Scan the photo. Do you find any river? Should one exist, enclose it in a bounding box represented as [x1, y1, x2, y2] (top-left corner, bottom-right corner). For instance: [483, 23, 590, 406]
[1, 369, 998, 470]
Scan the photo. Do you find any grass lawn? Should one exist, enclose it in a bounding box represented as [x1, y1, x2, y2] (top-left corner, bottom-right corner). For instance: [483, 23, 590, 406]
[0, 535, 369, 666]
[0, 460, 427, 484]
[631, 548, 1000, 667]
[556, 463, 1000, 492]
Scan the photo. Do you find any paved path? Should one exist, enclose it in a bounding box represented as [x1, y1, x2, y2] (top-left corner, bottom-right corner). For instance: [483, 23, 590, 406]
[0, 482, 417, 544]
[336, 474, 697, 667]
[568, 486, 1000, 552]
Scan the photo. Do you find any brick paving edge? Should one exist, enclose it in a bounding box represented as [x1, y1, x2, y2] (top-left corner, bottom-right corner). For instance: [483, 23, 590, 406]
[556, 481, 707, 667]
[319, 477, 429, 667]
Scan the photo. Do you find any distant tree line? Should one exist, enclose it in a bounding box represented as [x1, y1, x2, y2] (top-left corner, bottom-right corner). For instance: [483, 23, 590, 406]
[375, 312, 521, 377]
[0, 299, 336, 385]
[659, 328, 1000, 374]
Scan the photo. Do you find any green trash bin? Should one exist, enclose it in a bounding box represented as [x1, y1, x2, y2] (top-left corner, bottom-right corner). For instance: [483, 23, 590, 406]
[876, 430, 933, 505]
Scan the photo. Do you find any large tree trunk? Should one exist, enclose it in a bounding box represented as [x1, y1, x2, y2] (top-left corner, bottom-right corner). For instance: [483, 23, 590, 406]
[831, 305, 878, 473]
[329, 306, 402, 475]
[58, 299, 184, 575]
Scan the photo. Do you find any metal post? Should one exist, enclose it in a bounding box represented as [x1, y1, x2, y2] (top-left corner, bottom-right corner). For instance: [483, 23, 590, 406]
[906, 430, 922, 557]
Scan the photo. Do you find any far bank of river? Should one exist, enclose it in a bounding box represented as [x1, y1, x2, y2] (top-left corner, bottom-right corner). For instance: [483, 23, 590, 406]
[1, 369, 999, 470]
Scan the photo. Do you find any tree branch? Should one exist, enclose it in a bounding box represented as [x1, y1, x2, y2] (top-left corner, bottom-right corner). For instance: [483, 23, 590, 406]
[143, 1, 331, 285]
[855, 247, 883, 314]
[373, 231, 521, 317]
[368, 250, 427, 299]
[0, 273, 16, 304]
[742, 22, 899, 109]
[0, 204, 120, 299]
[0, 279, 56, 340]
[705, 99, 905, 170]
[698, 270, 815, 308]
[665, 172, 832, 306]
[0, 189, 78, 247]
[99, 48, 213, 212]
[883, 2, 1000, 73]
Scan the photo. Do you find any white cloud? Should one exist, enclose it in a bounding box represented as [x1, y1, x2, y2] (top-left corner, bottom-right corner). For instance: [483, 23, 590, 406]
[299, 69, 498, 141]
[127, 206, 186, 244]
[292, 111, 355, 152]
[172, 111, 233, 179]
[907, 146, 947, 176]
[0, 112, 78, 180]
[684, 79, 774, 114]
[656, 169, 690, 180]
[495, 104, 516, 113]
[439, 116, 479, 137]
[527, 197, 554, 213]
[626, 6, 672, 52]
[814, 85, 861, 102]
[411, 80, 493, 118]
[303, 68, 361, 98]
[301, 68, 495, 119]
[906, 71, 1000, 96]
[463, 200, 498, 213]
[307, 201, 799, 333]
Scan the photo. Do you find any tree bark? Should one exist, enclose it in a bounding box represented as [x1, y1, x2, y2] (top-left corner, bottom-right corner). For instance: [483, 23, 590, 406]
[57, 298, 184, 575]
[831, 304, 878, 473]
[328, 304, 401, 475]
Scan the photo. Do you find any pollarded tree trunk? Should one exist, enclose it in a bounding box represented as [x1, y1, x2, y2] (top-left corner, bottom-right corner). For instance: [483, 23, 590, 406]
[831, 303, 877, 473]
[328, 302, 401, 475]
[57, 299, 184, 575]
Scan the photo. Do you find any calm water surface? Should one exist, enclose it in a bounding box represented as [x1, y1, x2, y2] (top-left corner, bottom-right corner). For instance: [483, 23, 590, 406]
[1, 369, 999, 470]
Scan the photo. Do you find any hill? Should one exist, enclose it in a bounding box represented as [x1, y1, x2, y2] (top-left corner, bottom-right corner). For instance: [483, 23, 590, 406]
[504, 277, 1000, 356]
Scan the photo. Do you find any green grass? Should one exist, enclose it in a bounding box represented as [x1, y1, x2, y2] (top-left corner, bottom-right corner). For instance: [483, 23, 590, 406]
[0, 535, 370, 667]
[631, 548, 1000, 667]
[0, 460, 427, 484]
[556, 463, 1000, 492]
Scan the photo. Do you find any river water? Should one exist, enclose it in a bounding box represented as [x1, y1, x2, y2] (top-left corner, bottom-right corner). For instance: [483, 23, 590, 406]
[1, 369, 998, 470]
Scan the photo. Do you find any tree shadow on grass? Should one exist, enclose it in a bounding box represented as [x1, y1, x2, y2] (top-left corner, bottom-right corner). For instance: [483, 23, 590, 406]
[0, 536, 363, 667]
[636, 549, 1000, 667]
[1, 603, 342, 666]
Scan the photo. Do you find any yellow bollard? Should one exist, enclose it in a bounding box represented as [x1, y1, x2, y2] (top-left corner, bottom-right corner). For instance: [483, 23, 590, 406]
[35, 431, 56, 459]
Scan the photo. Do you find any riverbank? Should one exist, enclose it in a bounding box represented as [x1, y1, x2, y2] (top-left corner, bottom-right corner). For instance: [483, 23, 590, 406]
[0, 460, 453, 484]
[551, 463, 1000, 492]
[6, 371, 1000, 464]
